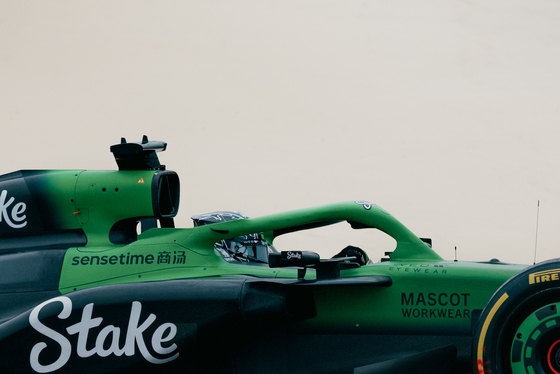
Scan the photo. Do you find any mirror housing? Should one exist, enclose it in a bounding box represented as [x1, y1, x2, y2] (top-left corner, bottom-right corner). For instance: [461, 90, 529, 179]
[269, 251, 321, 268]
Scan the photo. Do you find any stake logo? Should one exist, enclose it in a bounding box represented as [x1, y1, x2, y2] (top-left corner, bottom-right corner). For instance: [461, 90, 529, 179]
[286, 251, 302, 260]
[0, 190, 27, 229]
[29, 296, 179, 373]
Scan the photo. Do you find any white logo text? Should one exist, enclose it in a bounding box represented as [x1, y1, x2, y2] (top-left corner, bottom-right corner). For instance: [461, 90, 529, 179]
[0, 190, 27, 229]
[29, 296, 179, 373]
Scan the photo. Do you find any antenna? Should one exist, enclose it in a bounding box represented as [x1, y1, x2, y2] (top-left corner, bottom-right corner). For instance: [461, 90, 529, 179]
[533, 200, 540, 265]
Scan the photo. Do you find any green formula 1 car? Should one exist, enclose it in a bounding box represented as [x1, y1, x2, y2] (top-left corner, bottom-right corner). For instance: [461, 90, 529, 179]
[0, 137, 558, 374]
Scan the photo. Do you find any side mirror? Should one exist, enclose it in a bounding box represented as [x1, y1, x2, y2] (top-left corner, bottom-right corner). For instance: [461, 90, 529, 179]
[269, 250, 364, 279]
[269, 251, 320, 268]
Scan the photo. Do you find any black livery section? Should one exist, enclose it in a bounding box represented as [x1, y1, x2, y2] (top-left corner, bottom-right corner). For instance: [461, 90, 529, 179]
[0, 170, 79, 328]
[0, 249, 65, 323]
[0, 277, 470, 374]
[0, 171, 85, 251]
[0, 278, 314, 374]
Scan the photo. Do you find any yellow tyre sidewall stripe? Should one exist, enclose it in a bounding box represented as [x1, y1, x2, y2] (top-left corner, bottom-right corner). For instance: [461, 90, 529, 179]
[477, 292, 509, 374]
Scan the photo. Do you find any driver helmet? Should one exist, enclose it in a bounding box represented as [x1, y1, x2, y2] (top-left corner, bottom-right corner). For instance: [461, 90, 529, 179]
[191, 211, 275, 263]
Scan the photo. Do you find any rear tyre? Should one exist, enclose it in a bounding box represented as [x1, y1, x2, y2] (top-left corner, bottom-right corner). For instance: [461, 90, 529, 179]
[473, 259, 560, 374]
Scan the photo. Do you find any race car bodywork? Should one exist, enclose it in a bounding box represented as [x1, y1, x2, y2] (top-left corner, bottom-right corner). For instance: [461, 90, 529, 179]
[0, 137, 556, 374]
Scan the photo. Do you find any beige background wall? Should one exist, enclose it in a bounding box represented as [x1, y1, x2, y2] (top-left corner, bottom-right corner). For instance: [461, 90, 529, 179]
[1, 1, 559, 264]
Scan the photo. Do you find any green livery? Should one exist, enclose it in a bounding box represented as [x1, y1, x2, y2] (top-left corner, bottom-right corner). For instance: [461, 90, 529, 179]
[0, 136, 557, 374]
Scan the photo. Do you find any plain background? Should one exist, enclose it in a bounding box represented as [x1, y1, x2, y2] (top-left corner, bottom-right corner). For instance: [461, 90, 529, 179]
[1, 1, 559, 264]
